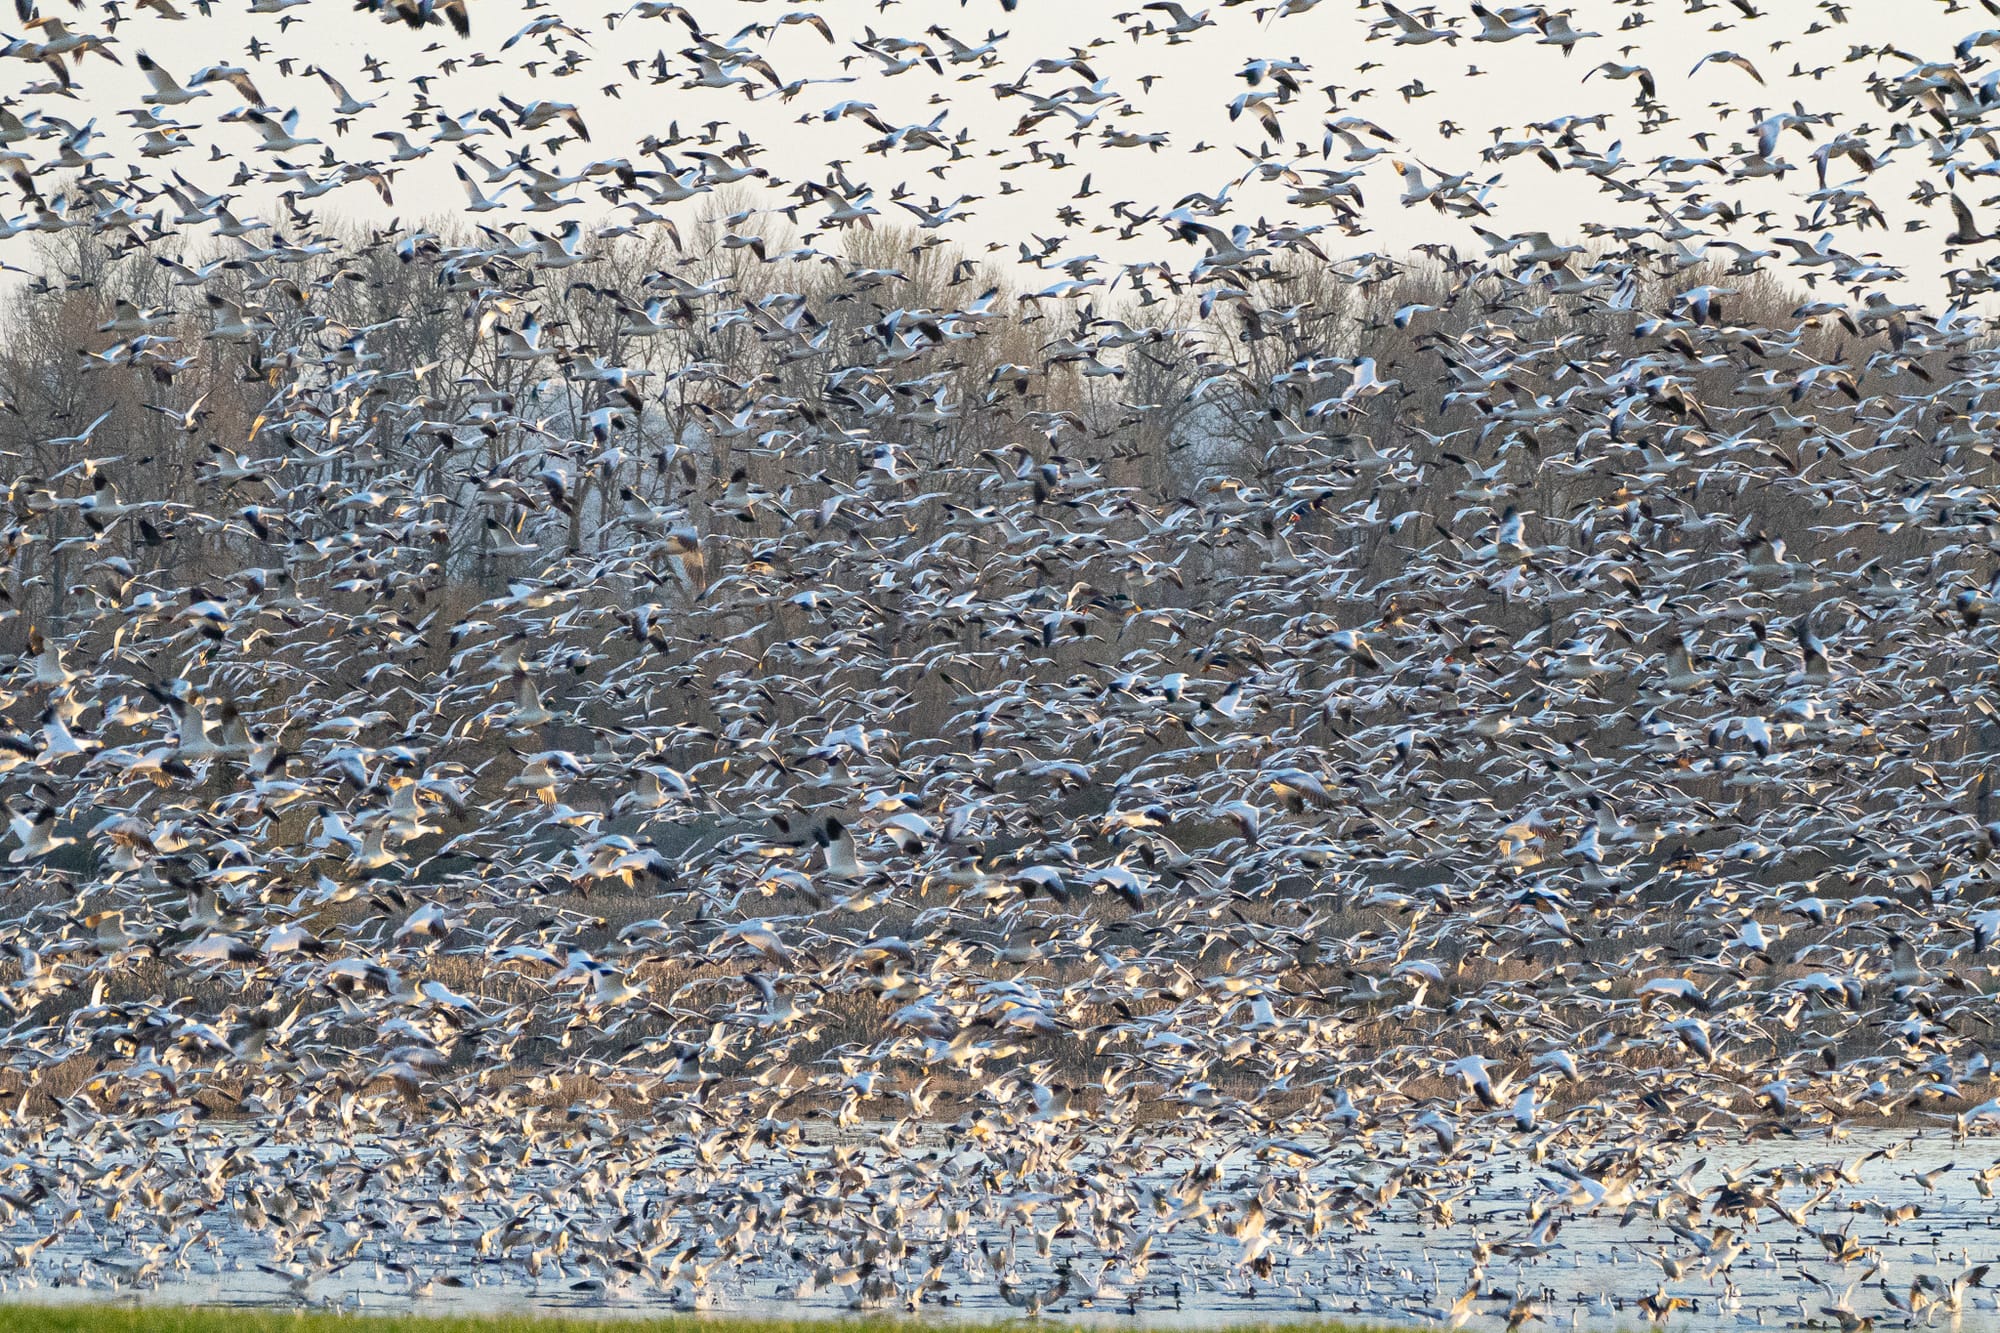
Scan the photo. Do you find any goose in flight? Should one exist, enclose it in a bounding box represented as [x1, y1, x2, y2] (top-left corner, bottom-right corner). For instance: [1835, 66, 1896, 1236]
[0, 0, 1974, 1322]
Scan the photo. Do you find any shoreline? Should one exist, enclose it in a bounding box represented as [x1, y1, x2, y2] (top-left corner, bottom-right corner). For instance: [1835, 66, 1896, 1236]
[0, 1305, 1416, 1333]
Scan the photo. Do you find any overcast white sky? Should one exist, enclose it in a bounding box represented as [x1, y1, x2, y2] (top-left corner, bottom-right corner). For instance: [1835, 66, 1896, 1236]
[7, 0, 1994, 302]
